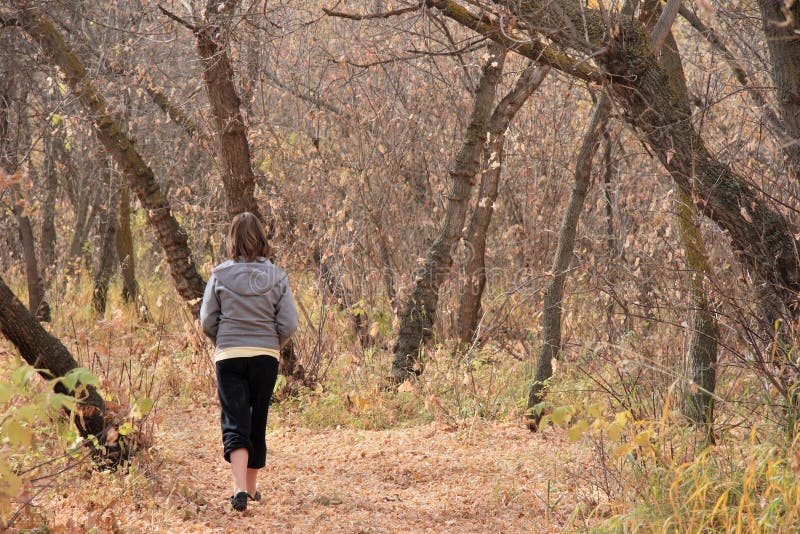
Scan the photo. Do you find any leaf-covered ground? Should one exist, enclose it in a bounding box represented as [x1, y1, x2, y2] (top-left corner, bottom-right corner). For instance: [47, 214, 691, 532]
[32, 402, 597, 533]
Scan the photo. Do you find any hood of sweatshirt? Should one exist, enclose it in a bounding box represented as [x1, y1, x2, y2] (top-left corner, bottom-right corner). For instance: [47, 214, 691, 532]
[212, 258, 284, 296]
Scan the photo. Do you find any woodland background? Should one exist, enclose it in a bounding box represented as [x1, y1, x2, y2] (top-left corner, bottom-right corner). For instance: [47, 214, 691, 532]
[1, 0, 800, 531]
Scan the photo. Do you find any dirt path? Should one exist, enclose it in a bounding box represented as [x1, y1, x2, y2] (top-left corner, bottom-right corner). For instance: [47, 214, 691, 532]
[38, 403, 595, 533]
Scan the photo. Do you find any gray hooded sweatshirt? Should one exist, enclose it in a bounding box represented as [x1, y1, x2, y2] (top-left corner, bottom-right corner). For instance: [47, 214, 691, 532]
[200, 257, 299, 353]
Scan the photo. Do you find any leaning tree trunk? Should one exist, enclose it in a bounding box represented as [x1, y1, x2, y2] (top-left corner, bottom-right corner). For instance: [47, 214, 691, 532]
[0, 274, 106, 440]
[391, 43, 506, 382]
[13, 6, 207, 312]
[757, 0, 800, 183]
[526, 95, 611, 429]
[456, 64, 549, 345]
[93, 170, 119, 315]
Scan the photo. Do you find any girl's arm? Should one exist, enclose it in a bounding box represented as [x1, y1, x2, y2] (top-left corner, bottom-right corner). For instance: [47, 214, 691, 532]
[200, 274, 221, 344]
[275, 274, 299, 348]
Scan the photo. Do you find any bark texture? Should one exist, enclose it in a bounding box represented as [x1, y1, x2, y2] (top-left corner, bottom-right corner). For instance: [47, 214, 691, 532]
[758, 0, 800, 182]
[526, 95, 611, 429]
[93, 171, 119, 314]
[391, 44, 506, 381]
[643, 2, 720, 433]
[676, 191, 718, 430]
[14, 6, 206, 312]
[196, 0, 264, 221]
[456, 64, 549, 345]
[115, 182, 139, 304]
[39, 127, 59, 279]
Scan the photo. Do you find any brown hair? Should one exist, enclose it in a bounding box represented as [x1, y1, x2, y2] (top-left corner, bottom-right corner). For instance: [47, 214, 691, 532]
[229, 212, 271, 261]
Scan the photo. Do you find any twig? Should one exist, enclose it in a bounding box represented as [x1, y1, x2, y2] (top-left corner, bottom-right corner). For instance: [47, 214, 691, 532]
[679, 5, 786, 138]
[157, 4, 200, 33]
[0, 15, 20, 27]
[323, 2, 423, 20]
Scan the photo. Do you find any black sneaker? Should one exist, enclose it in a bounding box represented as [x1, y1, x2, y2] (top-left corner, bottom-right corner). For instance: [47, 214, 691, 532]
[231, 491, 248, 511]
[249, 491, 261, 501]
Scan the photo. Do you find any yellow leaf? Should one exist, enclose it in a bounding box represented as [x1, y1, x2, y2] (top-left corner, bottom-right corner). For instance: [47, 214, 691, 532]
[4, 420, 32, 447]
[551, 406, 571, 425]
[132, 397, 154, 419]
[0, 384, 12, 404]
[0, 461, 21, 512]
[587, 402, 603, 419]
[567, 420, 588, 443]
[633, 430, 652, 447]
[118, 422, 133, 436]
[15, 404, 39, 423]
[612, 444, 633, 459]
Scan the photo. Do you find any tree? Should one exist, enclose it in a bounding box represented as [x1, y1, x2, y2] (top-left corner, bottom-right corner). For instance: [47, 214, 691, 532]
[0, 274, 106, 441]
[391, 43, 506, 381]
[0, 52, 50, 321]
[159, 0, 265, 223]
[526, 95, 611, 429]
[9, 3, 207, 311]
[456, 64, 549, 345]
[430, 0, 800, 338]
[757, 0, 800, 182]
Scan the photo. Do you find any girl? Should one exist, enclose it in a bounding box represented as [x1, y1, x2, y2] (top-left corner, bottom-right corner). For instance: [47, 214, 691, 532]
[200, 212, 299, 511]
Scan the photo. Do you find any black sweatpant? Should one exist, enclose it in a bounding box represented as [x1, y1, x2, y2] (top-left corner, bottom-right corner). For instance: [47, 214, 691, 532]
[215, 355, 279, 469]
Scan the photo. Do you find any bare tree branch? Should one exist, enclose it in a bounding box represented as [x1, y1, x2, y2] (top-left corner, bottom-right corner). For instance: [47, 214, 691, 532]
[651, 0, 681, 52]
[157, 3, 200, 33]
[323, 2, 423, 20]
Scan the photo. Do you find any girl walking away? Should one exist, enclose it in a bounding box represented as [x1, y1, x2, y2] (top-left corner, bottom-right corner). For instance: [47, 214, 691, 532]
[200, 212, 299, 511]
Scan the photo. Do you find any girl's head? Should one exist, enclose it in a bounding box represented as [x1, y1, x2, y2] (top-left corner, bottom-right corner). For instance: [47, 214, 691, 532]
[229, 212, 271, 261]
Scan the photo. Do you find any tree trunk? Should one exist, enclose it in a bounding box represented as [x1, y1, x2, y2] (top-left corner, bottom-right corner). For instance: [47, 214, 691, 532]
[115, 181, 139, 304]
[676, 191, 718, 431]
[456, 64, 549, 345]
[194, 0, 264, 222]
[39, 128, 58, 281]
[526, 95, 611, 429]
[65, 182, 100, 276]
[14, 6, 207, 312]
[391, 43, 506, 382]
[12, 201, 50, 321]
[0, 68, 50, 321]
[313, 244, 370, 347]
[642, 1, 720, 435]
[93, 170, 119, 315]
[0, 274, 106, 440]
[436, 1, 800, 329]
[758, 0, 800, 182]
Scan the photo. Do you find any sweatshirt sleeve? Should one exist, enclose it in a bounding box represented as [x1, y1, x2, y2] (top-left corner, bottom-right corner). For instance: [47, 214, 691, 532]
[275, 274, 299, 348]
[199, 274, 221, 344]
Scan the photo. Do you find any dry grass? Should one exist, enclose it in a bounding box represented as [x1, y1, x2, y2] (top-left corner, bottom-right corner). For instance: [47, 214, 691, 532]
[4, 274, 800, 532]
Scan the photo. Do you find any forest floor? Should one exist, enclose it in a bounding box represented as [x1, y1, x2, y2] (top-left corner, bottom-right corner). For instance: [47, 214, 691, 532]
[30, 399, 599, 533]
